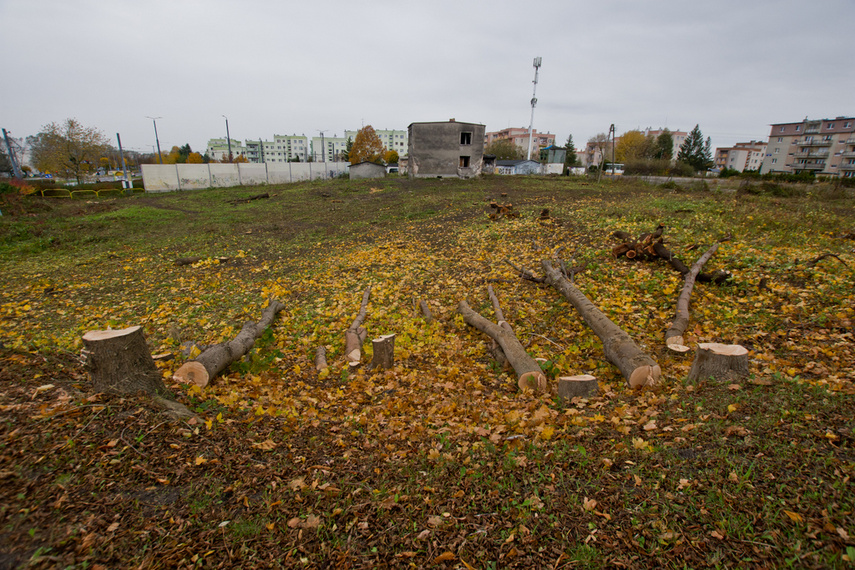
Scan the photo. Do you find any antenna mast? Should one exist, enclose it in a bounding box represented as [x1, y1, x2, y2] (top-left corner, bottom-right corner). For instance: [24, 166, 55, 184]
[526, 57, 542, 161]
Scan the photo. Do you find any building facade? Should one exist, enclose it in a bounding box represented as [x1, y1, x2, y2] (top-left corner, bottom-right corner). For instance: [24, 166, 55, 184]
[714, 141, 767, 172]
[642, 128, 688, 161]
[206, 138, 247, 162]
[760, 117, 855, 177]
[345, 129, 408, 157]
[407, 120, 486, 179]
[485, 127, 555, 155]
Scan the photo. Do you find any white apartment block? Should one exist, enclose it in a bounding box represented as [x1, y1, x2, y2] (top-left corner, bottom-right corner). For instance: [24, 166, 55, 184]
[761, 116, 855, 178]
[714, 141, 767, 172]
[206, 138, 247, 162]
[311, 135, 349, 162]
[345, 129, 408, 157]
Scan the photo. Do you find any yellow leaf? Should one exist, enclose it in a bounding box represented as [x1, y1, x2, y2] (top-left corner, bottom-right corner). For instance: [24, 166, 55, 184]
[189, 345, 201, 359]
[727, 403, 738, 413]
[195, 456, 206, 466]
[216, 412, 224, 423]
[204, 419, 213, 430]
[783, 510, 803, 524]
[540, 425, 555, 440]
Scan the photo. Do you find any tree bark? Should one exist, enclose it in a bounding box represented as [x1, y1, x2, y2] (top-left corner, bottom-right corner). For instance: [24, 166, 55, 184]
[82, 326, 167, 396]
[368, 334, 395, 370]
[665, 243, 719, 349]
[687, 343, 749, 383]
[541, 260, 660, 388]
[344, 287, 371, 364]
[558, 375, 598, 401]
[173, 300, 285, 387]
[417, 299, 433, 323]
[458, 300, 547, 393]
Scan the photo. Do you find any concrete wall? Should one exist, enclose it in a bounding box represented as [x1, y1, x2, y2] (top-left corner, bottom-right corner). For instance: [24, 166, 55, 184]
[408, 121, 485, 179]
[350, 162, 386, 179]
[142, 162, 348, 192]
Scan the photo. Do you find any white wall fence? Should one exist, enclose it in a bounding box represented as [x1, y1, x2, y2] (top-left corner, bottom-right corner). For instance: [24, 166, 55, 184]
[141, 162, 349, 192]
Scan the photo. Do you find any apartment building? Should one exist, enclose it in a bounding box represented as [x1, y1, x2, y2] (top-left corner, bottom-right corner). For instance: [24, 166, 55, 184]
[206, 138, 246, 162]
[642, 128, 688, 160]
[484, 127, 555, 155]
[345, 129, 408, 156]
[714, 141, 767, 172]
[310, 135, 349, 162]
[761, 117, 855, 177]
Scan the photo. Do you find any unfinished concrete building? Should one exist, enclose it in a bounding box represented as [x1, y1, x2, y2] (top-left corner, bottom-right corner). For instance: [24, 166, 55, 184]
[407, 120, 485, 179]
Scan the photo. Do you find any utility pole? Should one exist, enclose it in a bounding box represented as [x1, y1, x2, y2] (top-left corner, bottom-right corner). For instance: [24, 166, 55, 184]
[2, 128, 23, 179]
[318, 130, 327, 162]
[146, 117, 163, 164]
[222, 115, 232, 162]
[526, 57, 542, 161]
[608, 123, 616, 175]
[116, 133, 133, 193]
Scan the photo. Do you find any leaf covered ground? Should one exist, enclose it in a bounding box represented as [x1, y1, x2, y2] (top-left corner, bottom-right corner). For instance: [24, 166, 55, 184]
[1, 177, 854, 568]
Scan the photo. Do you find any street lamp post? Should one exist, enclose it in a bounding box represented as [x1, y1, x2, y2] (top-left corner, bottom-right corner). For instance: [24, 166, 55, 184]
[223, 115, 232, 162]
[526, 56, 542, 161]
[146, 117, 163, 164]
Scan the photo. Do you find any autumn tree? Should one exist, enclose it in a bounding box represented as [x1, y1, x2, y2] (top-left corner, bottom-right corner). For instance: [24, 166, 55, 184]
[485, 139, 524, 160]
[349, 126, 384, 164]
[615, 130, 651, 163]
[187, 152, 204, 164]
[384, 149, 399, 164]
[677, 125, 713, 172]
[30, 119, 111, 184]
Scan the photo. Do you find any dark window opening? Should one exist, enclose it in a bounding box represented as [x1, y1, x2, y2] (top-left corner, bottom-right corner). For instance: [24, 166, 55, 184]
[460, 132, 472, 145]
[459, 156, 470, 168]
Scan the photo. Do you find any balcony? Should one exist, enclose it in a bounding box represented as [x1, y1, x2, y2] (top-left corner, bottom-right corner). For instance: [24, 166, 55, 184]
[846, 138, 855, 145]
[797, 139, 833, 147]
[840, 163, 855, 170]
[794, 162, 826, 171]
[792, 150, 829, 159]
[841, 151, 855, 158]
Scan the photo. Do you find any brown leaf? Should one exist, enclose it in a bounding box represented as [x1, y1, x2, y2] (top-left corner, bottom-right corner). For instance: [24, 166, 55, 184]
[433, 551, 455, 563]
[783, 510, 803, 524]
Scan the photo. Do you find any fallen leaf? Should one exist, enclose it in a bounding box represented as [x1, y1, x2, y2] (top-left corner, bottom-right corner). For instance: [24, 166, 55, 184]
[583, 497, 597, 511]
[433, 551, 455, 563]
[783, 510, 803, 524]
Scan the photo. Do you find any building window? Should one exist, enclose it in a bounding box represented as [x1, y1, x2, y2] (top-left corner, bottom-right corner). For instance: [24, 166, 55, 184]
[772, 159, 777, 164]
[780, 127, 785, 133]
[777, 137, 783, 142]
[460, 132, 472, 145]
[828, 123, 835, 129]
[459, 156, 470, 168]
[795, 126, 801, 131]
[774, 148, 779, 154]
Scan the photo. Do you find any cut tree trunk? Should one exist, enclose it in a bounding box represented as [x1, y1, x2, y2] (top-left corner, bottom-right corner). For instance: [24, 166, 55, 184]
[458, 300, 547, 393]
[82, 326, 167, 396]
[173, 300, 285, 387]
[665, 243, 719, 350]
[344, 287, 371, 364]
[417, 300, 433, 323]
[558, 375, 598, 401]
[652, 242, 731, 284]
[368, 334, 396, 370]
[687, 343, 749, 382]
[315, 346, 328, 371]
[541, 260, 660, 388]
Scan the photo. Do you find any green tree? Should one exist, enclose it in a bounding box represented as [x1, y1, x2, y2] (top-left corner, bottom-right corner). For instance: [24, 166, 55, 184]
[0, 146, 12, 175]
[677, 125, 713, 172]
[485, 139, 524, 160]
[349, 126, 384, 164]
[30, 118, 111, 184]
[654, 129, 674, 160]
[564, 134, 578, 168]
[341, 136, 353, 162]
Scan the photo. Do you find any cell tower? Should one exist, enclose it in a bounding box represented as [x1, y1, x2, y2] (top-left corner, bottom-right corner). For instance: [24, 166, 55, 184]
[526, 57, 542, 161]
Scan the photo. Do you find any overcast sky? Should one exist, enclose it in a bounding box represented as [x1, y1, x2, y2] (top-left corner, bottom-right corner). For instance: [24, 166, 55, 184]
[2, 0, 853, 158]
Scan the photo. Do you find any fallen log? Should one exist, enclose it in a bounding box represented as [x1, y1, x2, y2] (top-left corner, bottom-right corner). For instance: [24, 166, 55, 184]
[173, 299, 285, 387]
[687, 343, 749, 383]
[175, 256, 229, 267]
[227, 192, 269, 205]
[541, 260, 660, 388]
[315, 346, 328, 371]
[652, 241, 732, 284]
[345, 287, 371, 364]
[665, 243, 720, 350]
[458, 299, 547, 393]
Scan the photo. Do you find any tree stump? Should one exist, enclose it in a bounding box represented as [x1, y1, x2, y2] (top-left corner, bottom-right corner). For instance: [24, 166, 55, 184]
[418, 300, 433, 323]
[558, 375, 598, 401]
[82, 326, 167, 396]
[368, 334, 395, 370]
[687, 343, 749, 382]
